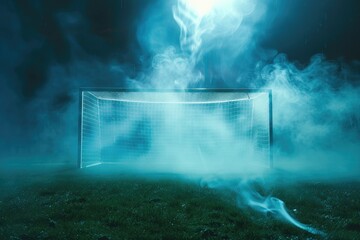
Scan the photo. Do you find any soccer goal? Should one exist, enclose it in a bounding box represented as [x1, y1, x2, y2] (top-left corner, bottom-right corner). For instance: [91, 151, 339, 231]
[78, 88, 273, 173]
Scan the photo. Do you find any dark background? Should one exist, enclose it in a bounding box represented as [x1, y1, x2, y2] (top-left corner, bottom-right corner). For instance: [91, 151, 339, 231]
[0, 0, 359, 160]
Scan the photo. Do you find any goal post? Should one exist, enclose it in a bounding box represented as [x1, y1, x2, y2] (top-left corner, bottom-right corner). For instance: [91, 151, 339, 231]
[78, 88, 273, 172]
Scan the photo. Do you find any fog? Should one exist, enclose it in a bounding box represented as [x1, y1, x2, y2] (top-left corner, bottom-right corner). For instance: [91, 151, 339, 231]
[264, 54, 360, 178]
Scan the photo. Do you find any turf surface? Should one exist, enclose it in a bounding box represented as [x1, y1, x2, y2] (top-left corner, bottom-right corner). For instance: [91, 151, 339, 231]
[0, 165, 359, 239]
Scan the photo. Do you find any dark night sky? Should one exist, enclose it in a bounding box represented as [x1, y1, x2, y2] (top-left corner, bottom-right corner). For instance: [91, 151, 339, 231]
[262, 0, 360, 62]
[0, 0, 359, 158]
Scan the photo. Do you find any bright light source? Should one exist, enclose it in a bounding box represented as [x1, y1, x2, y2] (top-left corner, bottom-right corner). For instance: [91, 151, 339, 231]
[182, 0, 218, 17]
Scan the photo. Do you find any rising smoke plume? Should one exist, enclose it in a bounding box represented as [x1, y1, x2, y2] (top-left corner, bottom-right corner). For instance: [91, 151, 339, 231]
[136, 0, 358, 234]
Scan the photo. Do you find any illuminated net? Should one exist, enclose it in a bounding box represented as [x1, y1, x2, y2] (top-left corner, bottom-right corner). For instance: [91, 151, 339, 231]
[79, 90, 271, 171]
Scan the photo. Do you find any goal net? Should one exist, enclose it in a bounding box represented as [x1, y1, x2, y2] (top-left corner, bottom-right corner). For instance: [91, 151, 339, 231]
[79, 89, 272, 173]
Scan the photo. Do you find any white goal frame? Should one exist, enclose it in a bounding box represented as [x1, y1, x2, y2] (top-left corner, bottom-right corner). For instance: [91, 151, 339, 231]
[78, 88, 273, 170]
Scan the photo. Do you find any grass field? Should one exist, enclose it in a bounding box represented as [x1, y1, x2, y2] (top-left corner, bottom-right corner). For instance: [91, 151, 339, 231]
[0, 165, 359, 240]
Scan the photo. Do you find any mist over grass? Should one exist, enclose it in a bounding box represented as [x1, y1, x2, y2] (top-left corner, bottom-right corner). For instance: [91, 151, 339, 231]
[1, 166, 359, 239]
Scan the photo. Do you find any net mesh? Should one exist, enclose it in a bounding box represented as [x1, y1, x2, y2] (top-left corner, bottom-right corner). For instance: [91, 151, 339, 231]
[80, 91, 270, 170]
[80, 92, 101, 167]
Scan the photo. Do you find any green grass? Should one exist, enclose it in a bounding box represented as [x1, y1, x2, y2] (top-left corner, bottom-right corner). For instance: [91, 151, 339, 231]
[0, 166, 359, 240]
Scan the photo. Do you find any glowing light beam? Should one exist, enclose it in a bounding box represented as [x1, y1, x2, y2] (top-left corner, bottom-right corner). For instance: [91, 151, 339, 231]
[182, 0, 218, 17]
